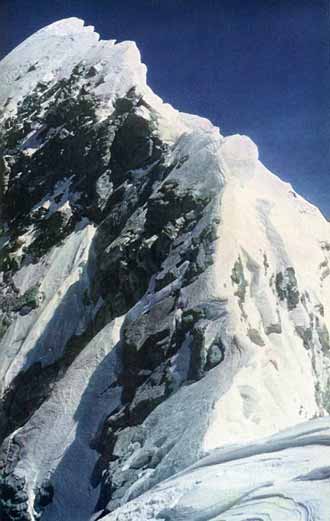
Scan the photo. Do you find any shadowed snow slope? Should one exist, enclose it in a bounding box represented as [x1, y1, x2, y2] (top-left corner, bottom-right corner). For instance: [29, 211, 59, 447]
[0, 18, 328, 521]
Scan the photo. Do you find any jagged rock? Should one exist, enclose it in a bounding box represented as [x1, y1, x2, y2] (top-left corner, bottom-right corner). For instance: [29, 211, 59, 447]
[247, 327, 265, 346]
[205, 341, 225, 368]
[275, 267, 300, 310]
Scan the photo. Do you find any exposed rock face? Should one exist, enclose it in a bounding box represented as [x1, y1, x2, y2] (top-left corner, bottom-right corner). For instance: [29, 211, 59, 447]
[0, 18, 329, 521]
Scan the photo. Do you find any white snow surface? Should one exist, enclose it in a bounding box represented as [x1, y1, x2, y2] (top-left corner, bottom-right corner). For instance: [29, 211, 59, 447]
[102, 416, 330, 521]
[206, 134, 330, 448]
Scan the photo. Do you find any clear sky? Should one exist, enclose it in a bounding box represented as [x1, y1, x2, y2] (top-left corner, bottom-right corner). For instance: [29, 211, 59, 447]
[1, 0, 329, 216]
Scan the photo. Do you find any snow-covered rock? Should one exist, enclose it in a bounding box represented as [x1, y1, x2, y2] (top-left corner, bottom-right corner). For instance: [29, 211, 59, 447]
[0, 18, 328, 521]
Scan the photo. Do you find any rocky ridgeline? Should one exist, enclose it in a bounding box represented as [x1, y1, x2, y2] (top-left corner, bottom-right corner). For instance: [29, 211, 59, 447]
[0, 22, 223, 520]
[0, 19, 329, 521]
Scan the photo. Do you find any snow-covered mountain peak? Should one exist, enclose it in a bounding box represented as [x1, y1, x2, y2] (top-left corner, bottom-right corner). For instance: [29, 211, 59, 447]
[0, 18, 144, 117]
[39, 17, 97, 36]
[0, 17, 202, 148]
[0, 19, 329, 521]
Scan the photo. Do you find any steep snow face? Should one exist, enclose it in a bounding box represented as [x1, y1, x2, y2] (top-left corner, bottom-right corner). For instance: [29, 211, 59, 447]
[202, 134, 330, 449]
[0, 224, 96, 389]
[0, 17, 329, 521]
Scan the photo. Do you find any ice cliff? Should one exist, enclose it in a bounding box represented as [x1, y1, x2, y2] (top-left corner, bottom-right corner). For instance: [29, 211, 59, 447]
[0, 18, 329, 521]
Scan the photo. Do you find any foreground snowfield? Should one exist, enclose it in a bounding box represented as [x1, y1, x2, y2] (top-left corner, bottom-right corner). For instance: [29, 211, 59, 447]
[103, 417, 330, 521]
[0, 18, 329, 521]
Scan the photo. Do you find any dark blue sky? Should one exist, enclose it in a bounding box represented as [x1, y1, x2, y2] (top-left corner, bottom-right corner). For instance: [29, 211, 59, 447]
[1, 1, 329, 216]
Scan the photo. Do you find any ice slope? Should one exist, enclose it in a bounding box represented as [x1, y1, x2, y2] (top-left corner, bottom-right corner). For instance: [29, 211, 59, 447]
[0, 17, 329, 521]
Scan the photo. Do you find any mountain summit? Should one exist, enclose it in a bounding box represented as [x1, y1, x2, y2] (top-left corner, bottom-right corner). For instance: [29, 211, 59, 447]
[0, 19, 329, 521]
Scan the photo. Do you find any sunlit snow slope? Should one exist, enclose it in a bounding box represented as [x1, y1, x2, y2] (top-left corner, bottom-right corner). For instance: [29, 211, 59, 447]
[0, 18, 329, 521]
